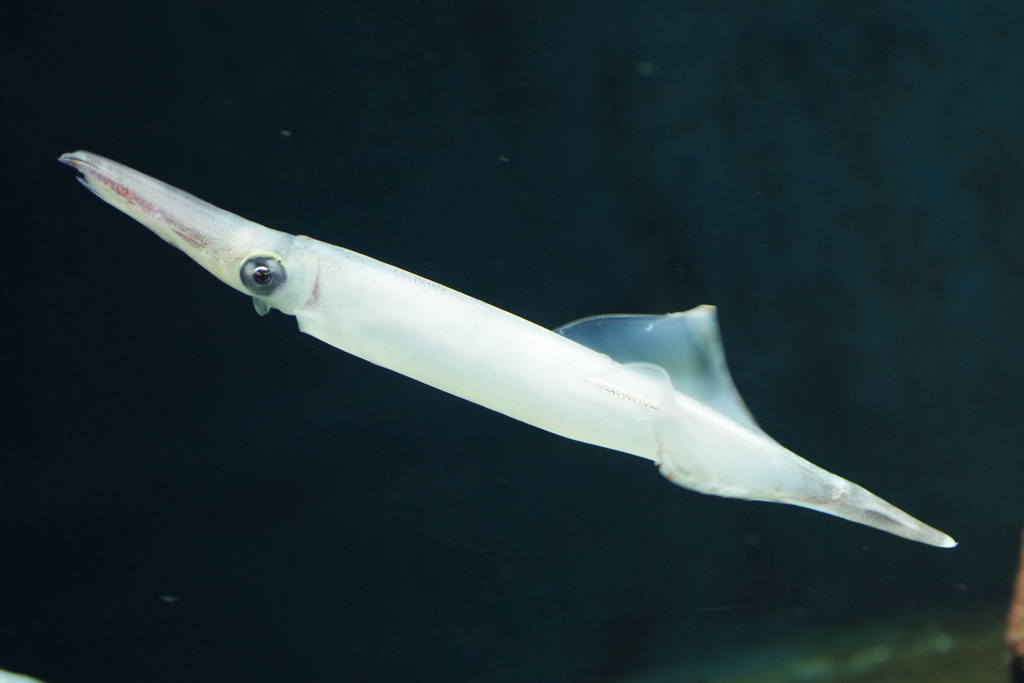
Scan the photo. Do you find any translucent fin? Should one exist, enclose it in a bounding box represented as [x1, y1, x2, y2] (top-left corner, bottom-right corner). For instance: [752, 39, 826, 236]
[555, 305, 761, 433]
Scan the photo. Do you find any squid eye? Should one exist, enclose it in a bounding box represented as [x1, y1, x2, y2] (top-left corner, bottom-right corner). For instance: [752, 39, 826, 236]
[240, 255, 287, 295]
[252, 265, 273, 285]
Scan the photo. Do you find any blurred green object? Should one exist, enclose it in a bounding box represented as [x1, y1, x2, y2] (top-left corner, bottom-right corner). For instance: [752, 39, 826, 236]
[621, 610, 1004, 683]
[1007, 529, 1024, 683]
[0, 671, 44, 683]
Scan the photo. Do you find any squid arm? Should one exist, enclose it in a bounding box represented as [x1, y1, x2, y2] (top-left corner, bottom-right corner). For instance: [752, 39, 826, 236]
[58, 151, 955, 548]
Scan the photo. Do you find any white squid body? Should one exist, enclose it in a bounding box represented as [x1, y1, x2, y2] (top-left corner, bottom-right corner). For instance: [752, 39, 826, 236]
[59, 151, 954, 548]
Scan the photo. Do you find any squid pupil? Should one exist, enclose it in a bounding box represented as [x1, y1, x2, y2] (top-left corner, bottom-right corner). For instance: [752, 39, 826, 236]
[253, 266, 273, 285]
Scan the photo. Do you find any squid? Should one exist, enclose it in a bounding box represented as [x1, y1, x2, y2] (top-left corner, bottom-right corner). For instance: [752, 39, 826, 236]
[58, 151, 955, 548]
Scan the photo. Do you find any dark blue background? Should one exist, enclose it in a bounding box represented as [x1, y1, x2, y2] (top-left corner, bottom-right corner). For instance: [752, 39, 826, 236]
[2, 1, 1023, 681]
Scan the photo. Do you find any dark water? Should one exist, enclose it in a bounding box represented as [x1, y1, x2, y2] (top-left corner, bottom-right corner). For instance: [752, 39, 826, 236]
[2, 2, 1023, 681]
